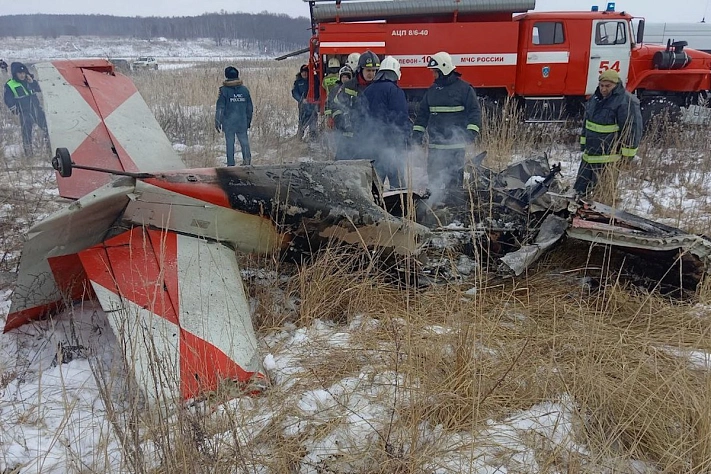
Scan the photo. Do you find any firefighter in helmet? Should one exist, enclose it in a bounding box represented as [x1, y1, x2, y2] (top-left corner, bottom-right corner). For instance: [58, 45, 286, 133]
[412, 51, 481, 198]
[324, 65, 353, 156]
[332, 50, 380, 160]
[574, 69, 642, 198]
[322, 57, 341, 97]
[362, 56, 409, 188]
[345, 53, 361, 74]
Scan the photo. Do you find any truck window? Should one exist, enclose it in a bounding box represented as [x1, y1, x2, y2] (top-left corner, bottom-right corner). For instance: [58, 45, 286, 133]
[595, 21, 627, 45]
[532, 22, 565, 45]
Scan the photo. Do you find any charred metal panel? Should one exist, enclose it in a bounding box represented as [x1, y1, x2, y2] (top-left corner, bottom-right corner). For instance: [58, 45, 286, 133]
[144, 161, 430, 256]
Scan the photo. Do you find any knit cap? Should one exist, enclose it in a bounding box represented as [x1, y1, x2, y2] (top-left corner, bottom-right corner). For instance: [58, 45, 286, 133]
[598, 69, 620, 83]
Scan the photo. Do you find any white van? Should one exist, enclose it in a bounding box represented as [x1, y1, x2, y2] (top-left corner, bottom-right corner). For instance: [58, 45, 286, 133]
[132, 57, 158, 70]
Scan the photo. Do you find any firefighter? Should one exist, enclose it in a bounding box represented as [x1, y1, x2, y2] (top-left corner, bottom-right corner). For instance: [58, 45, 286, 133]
[215, 66, 253, 166]
[412, 51, 481, 195]
[322, 57, 341, 97]
[574, 69, 642, 197]
[324, 65, 353, 157]
[3, 61, 48, 156]
[332, 50, 380, 160]
[362, 56, 409, 188]
[345, 53, 361, 74]
[292, 64, 321, 141]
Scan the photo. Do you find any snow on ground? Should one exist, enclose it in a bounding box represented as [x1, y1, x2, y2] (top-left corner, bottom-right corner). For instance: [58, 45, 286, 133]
[0, 36, 283, 63]
[0, 301, 126, 473]
[0, 295, 608, 473]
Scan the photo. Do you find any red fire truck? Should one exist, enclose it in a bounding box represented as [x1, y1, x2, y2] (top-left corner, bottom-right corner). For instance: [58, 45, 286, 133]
[303, 0, 711, 122]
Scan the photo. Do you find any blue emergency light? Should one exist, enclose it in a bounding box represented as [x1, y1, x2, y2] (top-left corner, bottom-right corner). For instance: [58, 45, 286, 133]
[606, 2, 615, 11]
[591, 5, 599, 11]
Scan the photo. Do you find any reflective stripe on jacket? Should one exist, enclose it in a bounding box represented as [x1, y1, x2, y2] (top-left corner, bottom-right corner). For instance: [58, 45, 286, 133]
[332, 76, 369, 134]
[580, 82, 642, 163]
[412, 72, 481, 148]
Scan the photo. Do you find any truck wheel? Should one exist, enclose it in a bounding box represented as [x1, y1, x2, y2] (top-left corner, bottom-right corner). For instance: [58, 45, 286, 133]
[641, 99, 681, 136]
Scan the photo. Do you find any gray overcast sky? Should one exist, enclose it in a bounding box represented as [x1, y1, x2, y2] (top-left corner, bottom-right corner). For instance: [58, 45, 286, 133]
[2, 0, 710, 23]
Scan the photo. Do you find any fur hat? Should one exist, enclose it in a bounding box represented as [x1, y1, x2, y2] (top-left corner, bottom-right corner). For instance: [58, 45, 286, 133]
[224, 66, 239, 80]
[598, 69, 620, 84]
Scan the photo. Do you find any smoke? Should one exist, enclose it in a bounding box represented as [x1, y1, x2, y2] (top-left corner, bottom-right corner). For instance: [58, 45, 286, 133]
[352, 77, 475, 203]
[422, 126, 474, 208]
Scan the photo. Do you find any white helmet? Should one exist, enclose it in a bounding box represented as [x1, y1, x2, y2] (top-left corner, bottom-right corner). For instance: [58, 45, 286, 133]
[327, 57, 340, 69]
[346, 52, 361, 71]
[379, 56, 401, 79]
[427, 51, 455, 76]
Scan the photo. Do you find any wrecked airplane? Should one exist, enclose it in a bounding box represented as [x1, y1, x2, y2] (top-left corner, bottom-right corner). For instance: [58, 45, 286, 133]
[5, 60, 711, 408]
[4, 60, 429, 406]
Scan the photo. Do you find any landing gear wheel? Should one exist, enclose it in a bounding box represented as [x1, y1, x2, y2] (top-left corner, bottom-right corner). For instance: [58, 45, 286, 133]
[52, 147, 73, 177]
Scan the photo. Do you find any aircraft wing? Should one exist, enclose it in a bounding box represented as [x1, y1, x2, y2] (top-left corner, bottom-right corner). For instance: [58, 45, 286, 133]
[35, 60, 185, 199]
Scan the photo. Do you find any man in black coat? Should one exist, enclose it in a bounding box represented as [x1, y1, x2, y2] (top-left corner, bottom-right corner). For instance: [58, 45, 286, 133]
[574, 69, 642, 197]
[3, 62, 48, 156]
[412, 51, 481, 197]
[291, 64, 320, 141]
[215, 66, 253, 166]
[332, 50, 381, 160]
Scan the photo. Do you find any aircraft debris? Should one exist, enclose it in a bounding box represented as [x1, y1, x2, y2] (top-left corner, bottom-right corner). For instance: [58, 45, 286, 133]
[408, 152, 711, 291]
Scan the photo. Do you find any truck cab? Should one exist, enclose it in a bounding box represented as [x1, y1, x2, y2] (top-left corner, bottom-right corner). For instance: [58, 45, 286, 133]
[513, 11, 635, 119]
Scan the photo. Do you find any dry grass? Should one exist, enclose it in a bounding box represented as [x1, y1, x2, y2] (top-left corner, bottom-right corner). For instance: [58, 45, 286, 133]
[117, 246, 711, 473]
[131, 59, 318, 167]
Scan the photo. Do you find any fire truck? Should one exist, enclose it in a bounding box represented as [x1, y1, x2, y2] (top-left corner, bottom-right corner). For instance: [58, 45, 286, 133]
[303, 0, 711, 123]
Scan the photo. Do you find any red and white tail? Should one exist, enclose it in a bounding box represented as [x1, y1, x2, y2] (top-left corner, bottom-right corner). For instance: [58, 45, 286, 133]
[36, 60, 185, 199]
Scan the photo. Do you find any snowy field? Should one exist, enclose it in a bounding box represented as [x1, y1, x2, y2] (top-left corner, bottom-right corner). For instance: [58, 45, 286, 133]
[1, 36, 711, 474]
[0, 35, 276, 63]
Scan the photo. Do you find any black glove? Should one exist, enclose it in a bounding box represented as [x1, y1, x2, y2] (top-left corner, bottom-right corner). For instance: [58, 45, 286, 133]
[411, 130, 425, 146]
[215, 121, 222, 133]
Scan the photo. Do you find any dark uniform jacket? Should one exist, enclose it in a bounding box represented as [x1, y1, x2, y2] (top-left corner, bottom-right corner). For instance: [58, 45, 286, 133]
[3, 62, 43, 120]
[291, 74, 320, 102]
[324, 80, 343, 118]
[580, 82, 642, 163]
[332, 75, 371, 137]
[412, 72, 481, 149]
[215, 79, 253, 132]
[362, 74, 410, 145]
